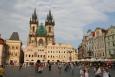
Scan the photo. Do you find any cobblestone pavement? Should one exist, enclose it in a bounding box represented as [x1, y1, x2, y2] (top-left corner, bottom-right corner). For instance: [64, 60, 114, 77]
[4, 65, 115, 77]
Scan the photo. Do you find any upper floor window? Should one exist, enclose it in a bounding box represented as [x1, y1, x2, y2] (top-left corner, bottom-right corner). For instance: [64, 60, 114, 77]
[16, 47, 18, 50]
[43, 55, 45, 58]
[26, 54, 27, 57]
[12, 46, 14, 50]
[49, 27, 51, 33]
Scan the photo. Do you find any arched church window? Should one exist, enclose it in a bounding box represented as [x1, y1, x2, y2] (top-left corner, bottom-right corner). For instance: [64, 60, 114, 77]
[32, 26, 35, 32]
[38, 39, 44, 46]
[49, 27, 51, 33]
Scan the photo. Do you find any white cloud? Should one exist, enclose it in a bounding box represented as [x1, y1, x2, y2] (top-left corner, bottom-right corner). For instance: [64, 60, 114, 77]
[0, 0, 115, 48]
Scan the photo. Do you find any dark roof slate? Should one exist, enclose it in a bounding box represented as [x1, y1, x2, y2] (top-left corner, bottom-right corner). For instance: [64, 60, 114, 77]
[9, 32, 20, 41]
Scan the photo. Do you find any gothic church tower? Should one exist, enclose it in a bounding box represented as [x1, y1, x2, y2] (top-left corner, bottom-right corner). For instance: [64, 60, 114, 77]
[28, 9, 55, 46]
[28, 9, 38, 46]
[45, 10, 55, 45]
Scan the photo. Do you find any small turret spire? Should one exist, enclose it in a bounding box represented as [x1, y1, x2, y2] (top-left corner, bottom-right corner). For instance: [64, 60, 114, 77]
[48, 10, 52, 20]
[49, 10, 52, 17]
[30, 8, 38, 24]
[32, 8, 37, 21]
[45, 10, 55, 26]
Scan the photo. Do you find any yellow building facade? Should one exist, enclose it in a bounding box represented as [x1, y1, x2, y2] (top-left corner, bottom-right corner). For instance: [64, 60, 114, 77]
[24, 43, 78, 65]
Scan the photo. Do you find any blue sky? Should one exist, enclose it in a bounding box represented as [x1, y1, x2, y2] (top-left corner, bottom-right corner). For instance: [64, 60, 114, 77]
[0, 0, 115, 48]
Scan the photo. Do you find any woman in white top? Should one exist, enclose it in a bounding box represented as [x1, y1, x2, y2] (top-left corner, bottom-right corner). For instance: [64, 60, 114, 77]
[84, 69, 89, 77]
[102, 68, 109, 77]
[80, 69, 84, 77]
[80, 67, 84, 77]
[95, 67, 102, 77]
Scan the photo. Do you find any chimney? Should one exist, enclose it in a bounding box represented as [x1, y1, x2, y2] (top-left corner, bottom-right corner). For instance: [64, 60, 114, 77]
[0, 34, 1, 38]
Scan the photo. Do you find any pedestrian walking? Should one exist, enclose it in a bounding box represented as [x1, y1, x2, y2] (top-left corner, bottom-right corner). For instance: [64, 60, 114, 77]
[95, 67, 102, 77]
[35, 62, 38, 73]
[35, 60, 43, 73]
[19, 63, 23, 71]
[38, 63, 44, 73]
[84, 68, 89, 77]
[70, 63, 74, 76]
[58, 63, 62, 74]
[64, 63, 69, 72]
[102, 68, 110, 77]
[80, 67, 84, 77]
[48, 62, 52, 71]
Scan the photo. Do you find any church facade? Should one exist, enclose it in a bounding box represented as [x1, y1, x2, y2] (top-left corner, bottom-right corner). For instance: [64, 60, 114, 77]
[24, 9, 78, 65]
[28, 9, 55, 46]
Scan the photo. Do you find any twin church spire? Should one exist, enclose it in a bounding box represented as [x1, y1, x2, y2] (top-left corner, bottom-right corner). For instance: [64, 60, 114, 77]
[45, 10, 55, 26]
[30, 9, 38, 24]
[28, 9, 55, 46]
[32, 8, 37, 21]
[30, 8, 55, 26]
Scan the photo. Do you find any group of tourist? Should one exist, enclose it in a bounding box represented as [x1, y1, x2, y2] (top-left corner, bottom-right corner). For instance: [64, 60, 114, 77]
[79, 65, 111, 77]
[34, 60, 112, 77]
[34, 60, 75, 74]
[0, 60, 113, 77]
